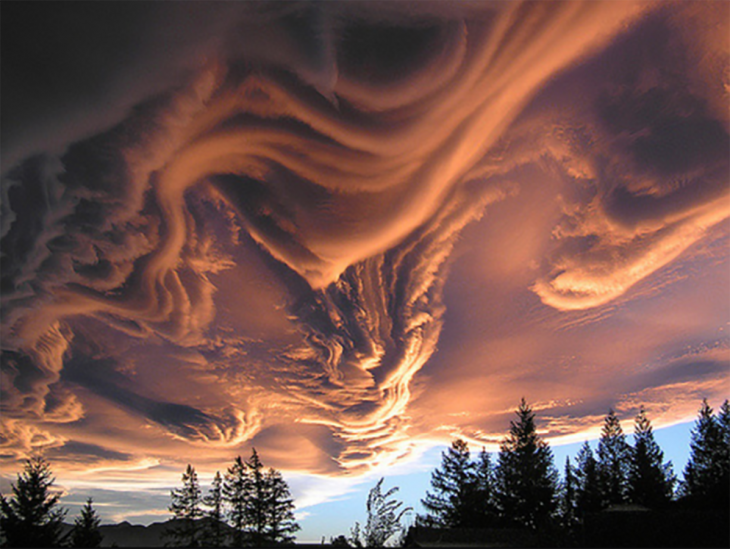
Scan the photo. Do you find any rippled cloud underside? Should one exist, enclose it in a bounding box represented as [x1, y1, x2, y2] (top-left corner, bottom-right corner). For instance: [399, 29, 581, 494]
[1, 1, 728, 479]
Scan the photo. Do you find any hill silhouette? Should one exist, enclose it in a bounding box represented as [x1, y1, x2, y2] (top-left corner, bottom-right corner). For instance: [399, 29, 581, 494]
[60, 517, 235, 547]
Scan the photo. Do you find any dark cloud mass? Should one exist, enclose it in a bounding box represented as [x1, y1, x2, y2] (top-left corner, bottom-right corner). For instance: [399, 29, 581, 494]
[1, 0, 728, 481]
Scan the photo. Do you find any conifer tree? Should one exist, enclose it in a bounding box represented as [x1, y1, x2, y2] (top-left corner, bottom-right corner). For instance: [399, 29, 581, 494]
[717, 400, 730, 488]
[574, 442, 602, 517]
[596, 409, 631, 507]
[166, 464, 203, 547]
[716, 400, 730, 506]
[243, 449, 268, 546]
[473, 448, 499, 527]
[718, 400, 730, 444]
[0, 456, 66, 548]
[494, 398, 559, 530]
[264, 468, 300, 545]
[70, 498, 103, 548]
[680, 399, 729, 507]
[224, 456, 251, 548]
[559, 457, 578, 530]
[628, 407, 675, 508]
[202, 471, 226, 547]
[224, 449, 300, 546]
[420, 439, 478, 527]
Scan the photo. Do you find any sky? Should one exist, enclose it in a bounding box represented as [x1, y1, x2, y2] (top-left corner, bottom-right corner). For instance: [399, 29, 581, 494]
[1, 0, 728, 542]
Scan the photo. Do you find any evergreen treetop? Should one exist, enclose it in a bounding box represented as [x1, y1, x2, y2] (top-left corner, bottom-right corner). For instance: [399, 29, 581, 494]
[495, 398, 558, 530]
[222, 449, 299, 547]
[574, 441, 602, 517]
[716, 400, 730, 502]
[243, 449, 268, 546]
[473, 448, 499, 527]
[223, 456, 252, 548]
[680, 399, 729, 508]
[70, 498, 104, 548]
[264, 467, 300, 545]
[420, 438, 477, 528]
[717, 400, 730, 478]
[420, 439, 498, 529]
[0, 456, 66, 548]
[166, 464, 203, 547]
[628, 406, 675, 508]
[718, 400, 730, 445]
[559, 457, 578, 529]
[597, 409, 631, 507]
[202, 471, 226, 548]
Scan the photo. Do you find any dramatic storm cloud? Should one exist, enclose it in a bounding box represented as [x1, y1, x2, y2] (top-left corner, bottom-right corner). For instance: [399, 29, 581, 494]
[1, 0, 728, 487]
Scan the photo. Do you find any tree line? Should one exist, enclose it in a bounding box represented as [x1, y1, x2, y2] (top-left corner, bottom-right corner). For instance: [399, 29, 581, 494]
[165, 448, 299, 547]
[408, 398, 729, 546]
[330, 397, 729, 547]
[0, 448, 299, 548]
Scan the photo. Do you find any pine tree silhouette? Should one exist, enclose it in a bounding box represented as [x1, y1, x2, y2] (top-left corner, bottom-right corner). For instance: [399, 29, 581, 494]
[680, 399, 729, 508]
[202, 471, 226, 547]
[717, 400, 730, 450]
[166, 464, 203, 547]
[223, 449, 300, 546]
[0, 456, 66, 548]
[264, 467, 300, 545]
[420, 439, 478, 527]
[628, 406, 675, 508]
[574, 442, 602, 517]
[597, 409, 631, 507]
[70, 498, 103, 548]
[559, 457, 579, 529]
[718, 400, 730, 444]
[243, 449, 268, 546]
[716, 400, 730, 507]
[223, 456, 250, 548]
[495, 398, 558, 530]
[473, 448, 499, 527]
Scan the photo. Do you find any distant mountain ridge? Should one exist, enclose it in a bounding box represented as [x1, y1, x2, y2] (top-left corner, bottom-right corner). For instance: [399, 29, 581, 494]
[61, 517, 234, 547]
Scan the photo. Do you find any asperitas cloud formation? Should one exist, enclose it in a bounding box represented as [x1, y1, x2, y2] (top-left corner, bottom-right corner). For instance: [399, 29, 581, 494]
[1, 1, 728, 479]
